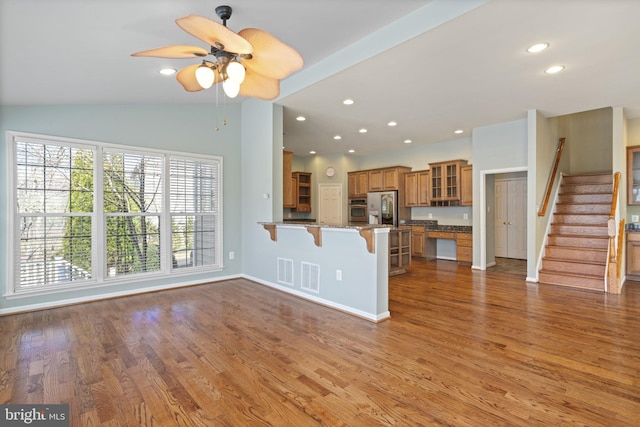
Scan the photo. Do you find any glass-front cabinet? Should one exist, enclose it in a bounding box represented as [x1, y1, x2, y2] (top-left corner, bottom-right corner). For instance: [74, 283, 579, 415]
[627, 146, 640, 205]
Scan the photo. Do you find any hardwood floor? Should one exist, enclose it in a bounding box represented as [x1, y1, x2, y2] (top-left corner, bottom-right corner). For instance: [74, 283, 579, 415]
[1, 259, 639, 426]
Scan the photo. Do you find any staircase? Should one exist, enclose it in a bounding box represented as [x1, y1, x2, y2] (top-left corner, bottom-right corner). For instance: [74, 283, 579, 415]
[539, 173, 613, 292]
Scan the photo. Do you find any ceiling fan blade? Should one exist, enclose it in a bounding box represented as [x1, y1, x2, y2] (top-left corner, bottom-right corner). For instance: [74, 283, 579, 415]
[176, 15, 253, 54]
[176, 63, 222, 92]
[131, 45, 208, 59]
[238, 68, 280, 100]
[238, 28, 303, 80]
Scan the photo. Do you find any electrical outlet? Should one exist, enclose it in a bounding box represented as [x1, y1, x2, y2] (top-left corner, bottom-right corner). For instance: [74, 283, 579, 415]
[336, 270, 342, 281]
[633, 215, 639, 222]
[428, 213, 433, 219]
[463, 213, 468, 220]
[229, 251, 235, 260]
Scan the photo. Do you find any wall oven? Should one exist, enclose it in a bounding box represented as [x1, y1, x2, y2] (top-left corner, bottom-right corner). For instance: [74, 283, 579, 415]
[348, 198, 368, 223]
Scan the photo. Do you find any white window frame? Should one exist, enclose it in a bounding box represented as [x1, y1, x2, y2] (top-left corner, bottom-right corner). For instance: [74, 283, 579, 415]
[5, 131, 223, 298]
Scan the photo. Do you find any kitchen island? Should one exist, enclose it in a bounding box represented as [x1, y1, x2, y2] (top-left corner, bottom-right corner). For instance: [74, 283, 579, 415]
[256, 222, 391, 322]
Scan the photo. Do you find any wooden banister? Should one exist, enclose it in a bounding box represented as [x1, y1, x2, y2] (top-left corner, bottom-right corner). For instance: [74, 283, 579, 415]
[606, 172, 623, 294]
[538, 138, 566, 216]
[609, 172, 621, 218]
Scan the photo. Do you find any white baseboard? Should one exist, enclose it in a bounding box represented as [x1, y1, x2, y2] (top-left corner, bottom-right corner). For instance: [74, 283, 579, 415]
[243, 274, 389, 323]
[0, 274, 242, 316]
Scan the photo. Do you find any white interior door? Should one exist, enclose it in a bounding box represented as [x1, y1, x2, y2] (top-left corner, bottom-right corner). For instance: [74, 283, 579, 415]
[319, 184, 342, 225]
[495, 181, 509, 257]
[495, 178, 527, 259]
[508, 179, 527, 259]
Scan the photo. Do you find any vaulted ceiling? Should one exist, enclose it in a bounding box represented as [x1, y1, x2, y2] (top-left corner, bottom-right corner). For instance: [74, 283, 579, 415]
[2, 0, 639, 156]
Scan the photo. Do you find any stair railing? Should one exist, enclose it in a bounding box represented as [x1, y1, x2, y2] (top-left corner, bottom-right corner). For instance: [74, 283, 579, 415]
[606, 172, 622, 294]
[538, 137, 566, 216]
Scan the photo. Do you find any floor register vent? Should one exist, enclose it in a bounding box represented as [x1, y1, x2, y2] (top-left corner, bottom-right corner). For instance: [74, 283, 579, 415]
[277, 258, 294, 286]
[301, 262, 320, 293]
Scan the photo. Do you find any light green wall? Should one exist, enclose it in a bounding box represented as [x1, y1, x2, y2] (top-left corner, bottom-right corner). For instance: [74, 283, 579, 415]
[0, 104, 243, 312]
[472, 118, 528, 271]
[566, 108, 613, 174]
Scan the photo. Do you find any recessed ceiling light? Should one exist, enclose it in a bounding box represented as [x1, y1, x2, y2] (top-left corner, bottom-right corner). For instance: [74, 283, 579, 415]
[359, 128, 367, 133]
[296, 116, 306, 121]
[527, 43, 549, 53]
[454, 129, 464, 134]
[333, 135, 342, 140]
[309, 150, 316, 154]
[343, 99, 354, 105]
[348, 149, 355, 153]
[404, 139, 412, 144]
[388, 121, 397, 127]
[159, 68, 176, 75]
[545, 65, 565, 74]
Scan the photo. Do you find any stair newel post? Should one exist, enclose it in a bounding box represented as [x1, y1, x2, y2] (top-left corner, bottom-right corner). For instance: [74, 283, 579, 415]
[607, 172, 622, 294]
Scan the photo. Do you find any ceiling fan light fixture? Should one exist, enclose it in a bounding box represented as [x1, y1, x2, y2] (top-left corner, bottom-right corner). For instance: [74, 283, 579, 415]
[222, 79, 240, 98]
[226, 61, 246, 84]
[195, 63, 215, 88]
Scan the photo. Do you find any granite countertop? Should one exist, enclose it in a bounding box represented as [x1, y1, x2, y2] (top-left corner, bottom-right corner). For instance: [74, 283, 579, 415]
[260, 221, 392, 230]
[403, 220, 472, 233]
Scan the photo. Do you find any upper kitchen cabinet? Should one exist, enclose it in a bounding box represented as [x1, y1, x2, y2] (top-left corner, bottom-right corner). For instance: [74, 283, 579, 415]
[368, 166, 411, 192]
[460, 165, 473, 206]
[292, 172, 312, 212]
[628, 146, 640, 205]
[348, 171, 369, 198]
[429, 160, 468, 206]
[404, 170, 430, 207]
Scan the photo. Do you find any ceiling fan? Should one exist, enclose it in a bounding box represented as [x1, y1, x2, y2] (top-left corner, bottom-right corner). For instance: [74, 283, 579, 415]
[132, 5, 304, 100]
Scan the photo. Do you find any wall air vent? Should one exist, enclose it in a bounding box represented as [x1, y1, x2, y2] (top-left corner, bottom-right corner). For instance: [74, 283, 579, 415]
[301, 262, 320, 293]
[277, 258, 294, 286]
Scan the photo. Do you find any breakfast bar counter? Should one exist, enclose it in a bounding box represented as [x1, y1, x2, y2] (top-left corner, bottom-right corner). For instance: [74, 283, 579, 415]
[256, 222, 391, 322]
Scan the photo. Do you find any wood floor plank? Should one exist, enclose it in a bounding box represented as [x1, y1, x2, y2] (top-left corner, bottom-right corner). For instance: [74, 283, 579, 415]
[1, 258, 639, 426]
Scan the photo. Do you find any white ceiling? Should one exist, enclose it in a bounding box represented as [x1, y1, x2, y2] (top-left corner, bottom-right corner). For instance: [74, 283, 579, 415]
[2, 0, 640, 156]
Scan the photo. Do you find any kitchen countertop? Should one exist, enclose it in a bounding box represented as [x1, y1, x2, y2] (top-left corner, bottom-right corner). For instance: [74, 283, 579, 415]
[403, 220, 472, 234]
[260, 221, 392, 230]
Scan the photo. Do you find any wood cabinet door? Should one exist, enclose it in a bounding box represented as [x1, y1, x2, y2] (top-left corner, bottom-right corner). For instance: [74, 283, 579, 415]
[348, 173, 358, 198]
[418, 171, 430, 206]
[383, 168, 399, 190]
[430, 164, 442, 201]
[460, 165, 472, 206]
[368, 170, 384, 191]
[404, 172, 418, 207]
[627, 146, 640, 205]
[356, 172, 368, 196]
[627, 236, 640, 276]
[411, 231, 424, 256]
[283, 150, 295, 208]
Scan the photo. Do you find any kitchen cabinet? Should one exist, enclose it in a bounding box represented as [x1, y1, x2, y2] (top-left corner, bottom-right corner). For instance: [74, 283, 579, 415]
[283, 150, 296, 208]
[429, 160, 468, 206]
[410, 226, 424, 256]
[627, 232, 640, 280]
[389, 228, 411, 275]
[404, 170, 430, 207]
[456, 232, 472, 263]
[292, 172, 312, 212]
[348, 171, 369, 198]
[368, 166, 411, 192]
[460, 165, 473, 206]
[627, 146, 640, 205]
[425, 230, 472, 263]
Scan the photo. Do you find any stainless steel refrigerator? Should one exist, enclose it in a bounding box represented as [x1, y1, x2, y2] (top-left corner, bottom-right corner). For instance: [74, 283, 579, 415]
[367, 191, 398, 226]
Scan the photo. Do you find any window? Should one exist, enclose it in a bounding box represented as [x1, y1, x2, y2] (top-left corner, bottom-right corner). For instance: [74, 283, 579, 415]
[7, 132, 223, 295]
